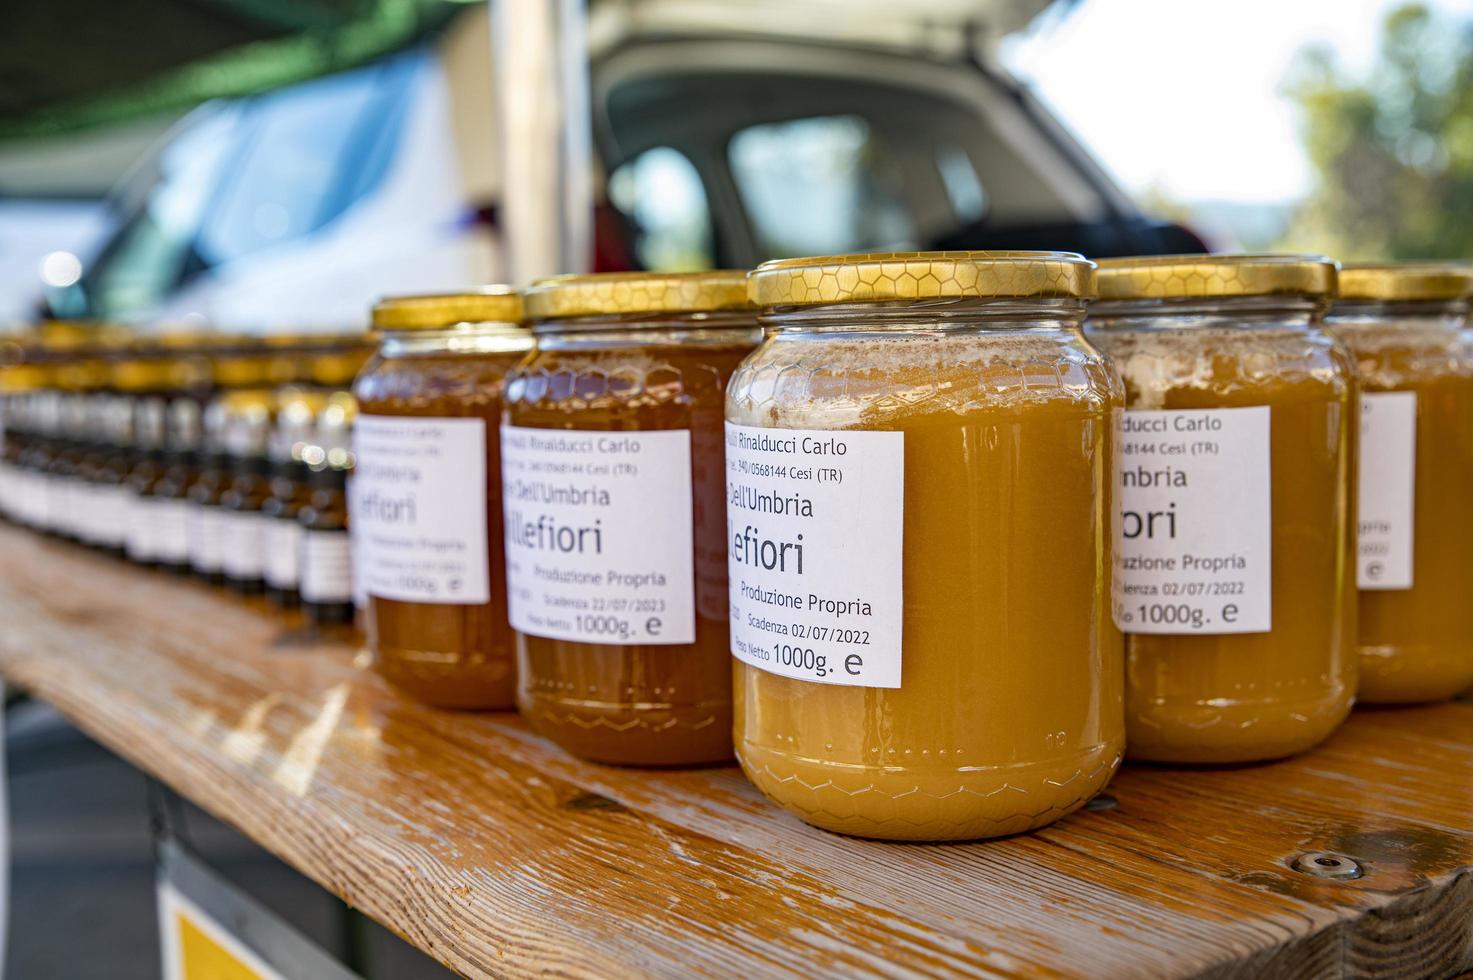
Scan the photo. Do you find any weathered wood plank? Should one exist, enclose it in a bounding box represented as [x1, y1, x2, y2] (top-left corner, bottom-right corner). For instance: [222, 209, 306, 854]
[0, 524, 1468, 979]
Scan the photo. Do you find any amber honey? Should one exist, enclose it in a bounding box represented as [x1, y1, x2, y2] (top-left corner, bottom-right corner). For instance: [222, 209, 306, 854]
[1328, 263, 1473, 703]
[504, 272, 759, 765]
[1088, 255, 1356, 763]
[729, 251, 1123, 840]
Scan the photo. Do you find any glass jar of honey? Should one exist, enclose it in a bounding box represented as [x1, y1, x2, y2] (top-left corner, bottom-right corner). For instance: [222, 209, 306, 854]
[1087, 255, 1356, 763]
[1327, 263, 1473, 703]
[504, 272, 760, 765]
[729, 251, 1122, 841]
[352, 290, 533, 709]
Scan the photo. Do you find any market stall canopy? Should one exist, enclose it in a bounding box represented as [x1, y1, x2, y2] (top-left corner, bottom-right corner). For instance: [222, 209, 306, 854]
[4, 0, 1065, 143]
[588, 0, 1064, 58]
[0, 0, 468, 142]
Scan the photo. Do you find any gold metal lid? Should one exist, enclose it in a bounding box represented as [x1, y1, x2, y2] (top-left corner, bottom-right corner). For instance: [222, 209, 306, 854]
[749, 251, 1095, 307]
[218, 387, 276, 416]
[310, 349, 372, 387]
[55, 358, 110, 391]
[373, 288, 524, 330]
[1336, 262, 1473, 302]
[1096, 254, 1338, 301]
[0, 363, 50, 393]
[524, 272, 749, 320]
[110, 357, 176, 392]
[153, 329, 215, 350]
[210, 337, 277, 388]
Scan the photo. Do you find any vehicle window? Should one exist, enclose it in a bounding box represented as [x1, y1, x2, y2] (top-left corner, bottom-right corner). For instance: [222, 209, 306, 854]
[727, 114, 914, 259]
[607, 146, 714, 270]
[936, 144, 987, 224]
[194, 65, 393, 267]
[82, 106, 243, 318]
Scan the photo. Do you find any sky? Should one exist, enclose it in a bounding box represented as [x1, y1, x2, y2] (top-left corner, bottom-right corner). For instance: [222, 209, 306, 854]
[1003, 0, 1473, 205]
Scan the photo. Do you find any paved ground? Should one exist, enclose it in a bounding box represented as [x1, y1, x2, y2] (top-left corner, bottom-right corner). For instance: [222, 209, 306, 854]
[5, 698, 456, 979]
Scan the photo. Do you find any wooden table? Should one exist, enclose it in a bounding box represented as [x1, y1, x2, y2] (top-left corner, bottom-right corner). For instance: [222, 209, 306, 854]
[0, 522, 1468, 979]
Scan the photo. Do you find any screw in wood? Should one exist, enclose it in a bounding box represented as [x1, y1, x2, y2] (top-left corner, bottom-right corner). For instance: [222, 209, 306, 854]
[1290, 852, 1364, 880]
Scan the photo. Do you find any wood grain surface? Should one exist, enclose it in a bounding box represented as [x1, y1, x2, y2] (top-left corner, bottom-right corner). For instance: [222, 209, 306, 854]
[0, 523, 1468, 979]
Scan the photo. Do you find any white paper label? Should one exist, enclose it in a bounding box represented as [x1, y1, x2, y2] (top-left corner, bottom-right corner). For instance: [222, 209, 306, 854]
[0, 461, 13, 519]
[1357, 391, 1416, 590]
[126, 494, 157, 561]
[300, 529, 353, 603]
[68, 481, 97, 542]
[724, 423, 906, 688]
[353, 415, 490, 604]
[1113, 406, 1273, 634]
[189, 505, 227, 573]
[94, 484, 130, 548]
[501, 425, 695, 646]
[152, 498, 191, 563]
[264, 519, 303, 589]
[59, 479, 86, 538]
[16, 471, 37, 527]
[221, 511, 269, 579]
[40, 474, 65, 533]
[19, 472, 43, 529]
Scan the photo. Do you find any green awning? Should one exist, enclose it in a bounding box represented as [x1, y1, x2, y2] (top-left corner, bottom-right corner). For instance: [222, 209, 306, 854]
[0, 0, 466, 142]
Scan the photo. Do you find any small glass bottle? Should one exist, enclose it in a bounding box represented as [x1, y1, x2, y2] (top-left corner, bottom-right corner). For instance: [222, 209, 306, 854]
[261, 389, 323, 609]
[352, 290, 533, 709]
[730, 251, 1123, 840]
[218, 392, 275, 595]
[0, 355, 49, 525]
[504, 271, 761, 765]
[147, 396, 203, 574]
[48, 352, 108, 542]
[186, 398, 231, 584]
[1326, 262, 1473, 703]
[24, 389, 63, 535]
[43, 391, 87, 541]
[71, 385, 112, 548]
[89, 392, 135, 557]
[123, 395, 169, 566]
[298, 396, 357, 633]
[1087, 254, 1357, 764]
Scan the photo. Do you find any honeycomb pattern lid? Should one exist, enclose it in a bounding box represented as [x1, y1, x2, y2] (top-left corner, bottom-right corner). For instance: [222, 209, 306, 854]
[372, 288, 525, 330]
[524, 271, 750, 320]
[1336, 262, 1473, 302]
[1096, 254, 1337, 301]
[748, 251, 1096, 307]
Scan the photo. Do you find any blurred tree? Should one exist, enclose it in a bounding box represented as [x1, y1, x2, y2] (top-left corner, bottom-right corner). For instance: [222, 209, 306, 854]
[1283, 3, 1473, 260]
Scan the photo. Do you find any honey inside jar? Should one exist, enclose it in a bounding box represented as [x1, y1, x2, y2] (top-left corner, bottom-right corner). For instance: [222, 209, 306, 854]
[352, 290, 533, 710]
[1327, 263, 1473, 703]
[1087, 255, 1357, 763]
[504, 272, 760, 765]
[729, 251, 1123, 841]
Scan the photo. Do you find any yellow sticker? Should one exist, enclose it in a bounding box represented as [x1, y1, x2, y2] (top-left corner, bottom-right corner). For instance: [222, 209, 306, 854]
[176, 912, 265, 980]
[160, 885, 285, 980]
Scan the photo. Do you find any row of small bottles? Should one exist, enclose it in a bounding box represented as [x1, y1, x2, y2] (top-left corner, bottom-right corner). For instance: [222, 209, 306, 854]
[0, 331, 368, 630]
[3, 254, 1470, 845]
